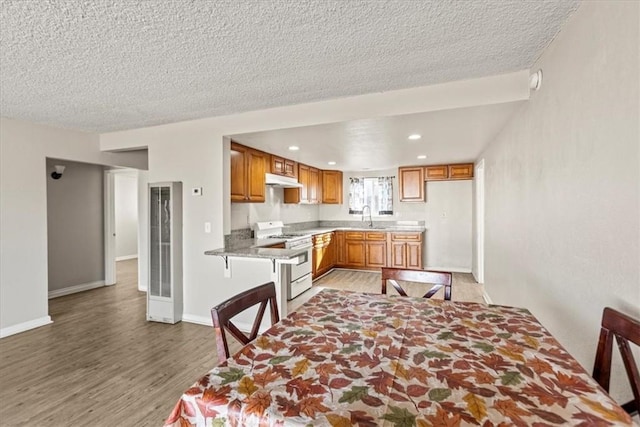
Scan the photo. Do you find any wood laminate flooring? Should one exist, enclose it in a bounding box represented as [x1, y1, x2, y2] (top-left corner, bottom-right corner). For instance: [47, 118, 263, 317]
[0, 262, 485, 426]
[0, 259, 214, 427]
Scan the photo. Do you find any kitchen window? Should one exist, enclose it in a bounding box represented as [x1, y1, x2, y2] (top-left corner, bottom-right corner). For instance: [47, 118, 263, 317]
[348, 176, 394, 216]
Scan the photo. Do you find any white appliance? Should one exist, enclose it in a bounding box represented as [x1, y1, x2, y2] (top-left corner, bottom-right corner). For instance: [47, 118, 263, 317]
[254, 221, 312, 300]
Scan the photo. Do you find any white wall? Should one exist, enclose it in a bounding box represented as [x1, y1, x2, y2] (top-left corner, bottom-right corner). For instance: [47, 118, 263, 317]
[137, 170, 149, 291]
[114, 172, 138, 259]
[0, 118, 148, 337]
[479, 1, 639, 402]
[98, 72, 528, 332]
[230, 187, 319, 230]
[319, 168, 473, 271]
[46, 159, 105, 292]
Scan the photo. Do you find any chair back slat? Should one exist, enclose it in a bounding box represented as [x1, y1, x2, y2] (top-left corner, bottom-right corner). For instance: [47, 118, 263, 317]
[381, 267, 452, 300]
[592, 307, 640, 415]
[211, 282, 280, 363]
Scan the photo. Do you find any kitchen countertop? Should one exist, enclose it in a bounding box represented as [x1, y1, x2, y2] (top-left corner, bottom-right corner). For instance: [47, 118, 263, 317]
[294, 225, 426, 234]
[205, 225, 425, 260]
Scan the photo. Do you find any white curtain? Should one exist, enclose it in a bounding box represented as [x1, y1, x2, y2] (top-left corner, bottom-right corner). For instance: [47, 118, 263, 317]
[348, 176, 393, 215]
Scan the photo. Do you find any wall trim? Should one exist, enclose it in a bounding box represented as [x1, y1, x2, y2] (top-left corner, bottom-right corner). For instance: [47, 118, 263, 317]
[116, 254, 138, 261]
[182, 313, 257, 333]
[427, 267, 473, 274]
[0, 316, 53, 338]
[48, 280, 105, 299]
[483, 291, 493, 305]
[182, 313, 212, 327]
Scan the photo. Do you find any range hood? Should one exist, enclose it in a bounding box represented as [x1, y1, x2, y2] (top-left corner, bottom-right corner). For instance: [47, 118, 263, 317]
[265, 173, 302, 188]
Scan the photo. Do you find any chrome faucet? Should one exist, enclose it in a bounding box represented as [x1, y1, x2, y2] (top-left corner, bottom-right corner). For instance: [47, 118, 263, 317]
[362, 205, 373, 228]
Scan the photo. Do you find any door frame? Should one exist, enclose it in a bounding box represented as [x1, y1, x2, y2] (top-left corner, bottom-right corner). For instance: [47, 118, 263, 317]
[474, 159, 485, 284]
[104, 168, 140, 286]
[104, 170, 116, 285]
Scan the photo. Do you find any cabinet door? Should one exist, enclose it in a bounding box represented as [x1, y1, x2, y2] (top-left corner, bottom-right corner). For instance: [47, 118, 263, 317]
[322, 170, 343, 204]
[345, 240, 366, 267]
[335, 231, 346, 265]
[299, 164, 310, 203]
[246, 149, 267, 202]
[326, 233, 336, 268]
[309, 167, 320, 204]
[366, 241, 387, 268]
[406, 242, 423, 269]
[390, 242, 407, 268]
[448, 163, 474, 180]
[230, 144, 248, 201]
[284, 159, 297, 178]
[399, 167, 425, 202]
[271, 155, 285, 175]
[425, 165, 448, 181]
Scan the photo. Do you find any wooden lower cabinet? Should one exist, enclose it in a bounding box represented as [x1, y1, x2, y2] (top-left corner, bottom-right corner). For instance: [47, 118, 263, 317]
[344, 240, 366, 268]
[389, 232, 423, 270]
[365, 241, 387, 268]
[312, 232, 336, 279]
[314, 230, 423, 277]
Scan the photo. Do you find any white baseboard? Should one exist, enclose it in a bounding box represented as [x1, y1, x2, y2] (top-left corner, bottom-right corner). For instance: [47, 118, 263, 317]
[116, 254, 138, 261]
[48, 280, 105, 299]
[1, 316, 53, 338]
[182, 313, 212, 327]
[182, 313, 256, 333]
[426, 266, 473, 273]
[482, 291, 493, 305]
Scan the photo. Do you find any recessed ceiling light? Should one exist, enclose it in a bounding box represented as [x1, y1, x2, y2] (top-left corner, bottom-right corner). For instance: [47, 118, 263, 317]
[288, 146, 299, 151]
[417, 155, 427, 159]
[328, 161, 336, 165]
[408, 134, 422, 140]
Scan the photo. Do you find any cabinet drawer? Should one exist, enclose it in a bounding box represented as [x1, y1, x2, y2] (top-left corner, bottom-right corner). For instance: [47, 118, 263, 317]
[391, 233, 422, 242]
[365, 232, 386, 241]
[344, 231, 365, 240]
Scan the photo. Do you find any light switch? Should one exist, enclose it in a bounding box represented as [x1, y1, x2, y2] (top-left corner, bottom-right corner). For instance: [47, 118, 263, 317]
[204, 222, 211, 233]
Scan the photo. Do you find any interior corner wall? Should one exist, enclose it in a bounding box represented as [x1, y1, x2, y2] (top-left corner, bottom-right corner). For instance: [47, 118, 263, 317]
[46, 159, 106, 292]
[114, 173, 139, 259]
[0, 117, 148, 336]
[479, 1, 639, 402]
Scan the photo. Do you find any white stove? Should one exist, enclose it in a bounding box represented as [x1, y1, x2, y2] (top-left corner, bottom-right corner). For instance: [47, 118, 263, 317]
[254, 221, 313, 300]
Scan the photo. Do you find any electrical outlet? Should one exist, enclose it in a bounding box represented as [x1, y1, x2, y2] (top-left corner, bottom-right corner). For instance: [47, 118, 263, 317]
[192, 187, 203, 196]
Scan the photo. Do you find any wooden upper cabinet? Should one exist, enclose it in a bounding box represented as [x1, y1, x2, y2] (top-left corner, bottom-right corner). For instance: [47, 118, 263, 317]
[285, 163, 321, 204]
[425, 165, 449, 181]
[321, 170, 343, 204]
[309, 167, 320, 204]
[448, 163, 474, 180]
[230, 142, 266, 203]
[271, 155, 297, 178]
[399, 167, 425, 202]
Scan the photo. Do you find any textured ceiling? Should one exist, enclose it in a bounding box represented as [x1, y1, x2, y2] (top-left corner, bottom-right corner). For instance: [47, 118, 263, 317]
[232, 101, 524, 171]
[0, 0, 578, 133]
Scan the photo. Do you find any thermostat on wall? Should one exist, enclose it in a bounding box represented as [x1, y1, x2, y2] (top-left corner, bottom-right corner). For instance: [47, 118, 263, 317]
[192, 187, 203, 196]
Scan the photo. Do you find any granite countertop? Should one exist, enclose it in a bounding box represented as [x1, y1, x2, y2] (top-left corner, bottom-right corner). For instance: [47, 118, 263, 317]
[204, 238, 306, 260]
[296, 225, 426, 235]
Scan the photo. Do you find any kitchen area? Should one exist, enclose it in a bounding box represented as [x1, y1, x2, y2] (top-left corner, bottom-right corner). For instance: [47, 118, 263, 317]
[206, 136, 475, 322]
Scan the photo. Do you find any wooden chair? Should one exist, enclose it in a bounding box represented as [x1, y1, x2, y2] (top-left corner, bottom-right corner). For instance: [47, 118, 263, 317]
[381, 267, 452, 300]
[210, 282, 280, 363]
[592, 307, 640, 415]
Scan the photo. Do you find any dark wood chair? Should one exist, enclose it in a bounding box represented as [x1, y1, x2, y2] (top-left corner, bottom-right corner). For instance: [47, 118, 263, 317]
[210, 282, 280, 363]
[592, 307, 640, 415]
[381, 267, 452, 300]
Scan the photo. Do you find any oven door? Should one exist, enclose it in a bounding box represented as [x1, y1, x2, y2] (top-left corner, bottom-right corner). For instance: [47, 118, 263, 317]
[290, 247, 312, 281]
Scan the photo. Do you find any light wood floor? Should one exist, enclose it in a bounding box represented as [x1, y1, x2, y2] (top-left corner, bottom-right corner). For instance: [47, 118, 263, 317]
[289, 268, 485, 312]
[0, 259, 214, 427]
[0, 263, 484, 426]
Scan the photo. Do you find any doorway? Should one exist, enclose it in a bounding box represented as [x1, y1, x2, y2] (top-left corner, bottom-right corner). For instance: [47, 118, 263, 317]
[104, 169, 145, 290]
